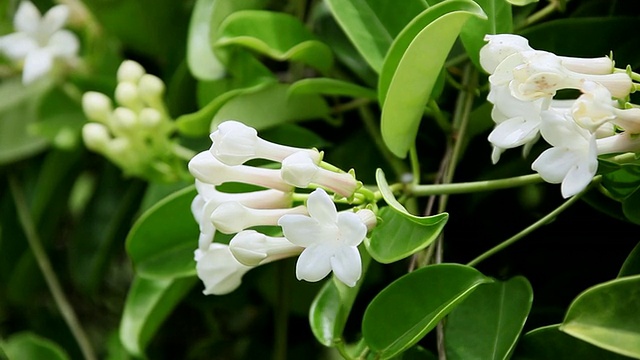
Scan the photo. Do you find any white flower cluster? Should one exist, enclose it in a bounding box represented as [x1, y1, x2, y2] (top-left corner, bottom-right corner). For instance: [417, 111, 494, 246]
[188, 120, 376, 295]
[81, 60, 180, 182]
[0, 1, 79, 84]
[481, 34, 640, 198]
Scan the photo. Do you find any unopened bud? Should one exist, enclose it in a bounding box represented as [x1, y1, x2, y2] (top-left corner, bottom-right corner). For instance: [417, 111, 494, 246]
[115, 82, 141, 110]
[139, 108, 162, 128]
[117, 60, 145, 83]
[112, 107, 138, 131]
[138, 74, 165, 100]
[82, 92, 112, 123]
[82, 123, 110, 150]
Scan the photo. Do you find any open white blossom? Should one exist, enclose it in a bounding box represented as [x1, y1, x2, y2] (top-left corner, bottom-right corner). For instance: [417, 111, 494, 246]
[277, 188, 369, 287]
[0, 1, 79, 84]
[532, 109, 598, 198]
[195, 243, 253, 295]
[210, 120, 321, 166]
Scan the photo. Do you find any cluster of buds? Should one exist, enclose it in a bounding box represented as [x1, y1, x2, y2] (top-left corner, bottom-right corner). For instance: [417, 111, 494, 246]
[188, 121, 377, 295]
[0, 1, 79, 84]
[480, 34, 640, 198]
[81, 60, 187, 182]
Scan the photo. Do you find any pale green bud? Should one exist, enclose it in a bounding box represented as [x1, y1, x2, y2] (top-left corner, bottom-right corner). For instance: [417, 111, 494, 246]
[139, 108, 162, 128]
[82, 123, 110, 150]
[82, 92, 112, 123]
[117, 60, 145, 83]
[115, 82, 141, 110]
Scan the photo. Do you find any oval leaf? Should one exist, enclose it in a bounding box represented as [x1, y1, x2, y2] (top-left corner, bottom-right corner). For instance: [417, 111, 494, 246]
[513, 324, 633, 360]
[445, 276, 533, 360]
[288, 78, 377, 100]
[619, 242, 640, 278]
[126, 186, 198, 279]
[309, 251, 371, 346]
[119, 276, 196, 357]
[3, 332, 70, 360]
[379, 0, 486, 158]
[216, 10, 333, 74]
[210, 83, 330, 132]
[187, 0, 225, 80]
[560, 275, 640, 358]
[362, 264, 492, 359]
[460, 0, 513, 69]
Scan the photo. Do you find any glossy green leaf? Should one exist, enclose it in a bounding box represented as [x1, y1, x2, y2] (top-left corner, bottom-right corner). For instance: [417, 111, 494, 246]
[288, 78, 377, 100]
[120, 276, 196, 357]
[208, 0, 269, 55]
[309, 251, 371, 346]
[622, 188, 640, 224]
[176, 78, 275, 136]
[601, 164, 640, 201]
[0, 78, 52, 164]
[367, 206, 448, 264]
[619, 242, 640, 278]
[506, 0, 538, 5]
[3, 332, 70, 360]
[210, 83, 330, 132]
[560, 275, 640, 358]
[513, 325, 633, 360]
[362, 264, 492, 359]
[445, 276, 533, 360]
[187, 0, 225, 80]
[216, 10, 333, 74]
[324, 0, 427, 73]
[126, 186, 198, 279]
[460, 0, 512, 69]
[379, 0, 486, 158]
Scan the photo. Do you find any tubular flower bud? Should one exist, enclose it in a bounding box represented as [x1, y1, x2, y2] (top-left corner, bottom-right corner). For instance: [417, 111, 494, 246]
[82, 92, 112, 123]
[117, 60, 145, 83]
[195, 243, 253, 295]
[210, 120, 321, 165]
[280, 151, 360, 197]
[479, 34, 533, 74]
[229, 230, 303, 266]
[211, 203, 307, 234]
[82, 123, 111, 151]
[188, 151, 293, 192]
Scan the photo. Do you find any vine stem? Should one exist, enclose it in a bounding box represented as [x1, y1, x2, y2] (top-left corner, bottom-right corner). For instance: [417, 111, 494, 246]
[9, 174, 97, 360]
[467, 191, 584, 267]
[409, 173, 543, 196]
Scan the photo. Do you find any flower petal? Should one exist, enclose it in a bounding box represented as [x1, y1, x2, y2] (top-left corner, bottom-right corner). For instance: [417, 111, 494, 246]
[0, 32, 38, 60]
[488, 116, 539, 149]
[295, 244, 333, 282]
[195, 244, 252, 295]
[337, 212, 366, 247]
[306, 188, 337, 224]
[47, 30, 78, 58]
[330, 245, 361, 287]
[14, 1, 41, 35]
[531, 147, 578, 184]
[39, 5, 69, 36]
[278, 214, 326, 247]
[22, 47, 53, 84]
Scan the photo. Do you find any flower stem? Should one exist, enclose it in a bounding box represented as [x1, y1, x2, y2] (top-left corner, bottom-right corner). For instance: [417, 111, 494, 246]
[519, 2, 558, 29]
[8, 174, 97, 360]
[409, 173, 543, 196]
[467, 188, 586, 267]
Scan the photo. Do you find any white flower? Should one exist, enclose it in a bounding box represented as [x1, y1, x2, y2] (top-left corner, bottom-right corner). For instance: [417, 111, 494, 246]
[480, 34, 533, 74]
[210, 120, 321, 166]
[229, 230, 303, 266]
[571, 81, 617, 132]
[531, 109, 598, 198]
[0, 1, 79, 84]
[191, 180, 292, 250]
[280, 151, 360, 197]
[211, 203, 307, 234]
[277, 188, 368, 287]
[188, 150, 293, 192]
[195, 243, 253, 295]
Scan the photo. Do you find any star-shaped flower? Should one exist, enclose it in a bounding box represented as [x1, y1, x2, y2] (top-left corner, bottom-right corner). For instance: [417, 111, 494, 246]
[277, 188, 367, 287]
[0, 1, 79, 84]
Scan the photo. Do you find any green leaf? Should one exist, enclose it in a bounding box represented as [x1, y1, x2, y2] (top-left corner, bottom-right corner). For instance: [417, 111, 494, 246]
[622, 188, 640, 224]
[309, 251, 371, 346]
[460, 0, 512, 69]
[324, 0, 427, 73]
[288, 78, 377, 100]
[119, 276, 196, 357]
[379, 0, 486, 158]
[367, 207, 448, 264]
[506, 0, 538, 5]
[619, 242, 640, 278]
[216, 10, 334, 74]
[210, 83, 330, 132]
[187, 0, 225, 80]
[560, 275, 640, 358]
[601, 164, 640, 201]
[0, 78, 53, 164]
[513, 325, 633, 360]
[445, 276, 533, 360]
[126, 186, 198, 279]
[3, 332, 70, 360]
[362, 264, 492, 359]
